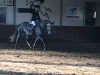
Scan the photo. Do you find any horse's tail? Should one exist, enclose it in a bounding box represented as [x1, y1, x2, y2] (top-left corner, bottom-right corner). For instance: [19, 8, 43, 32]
[8, 33, 16, 42]
[8, 25, 19, 42]
[8, 21, 29, 42]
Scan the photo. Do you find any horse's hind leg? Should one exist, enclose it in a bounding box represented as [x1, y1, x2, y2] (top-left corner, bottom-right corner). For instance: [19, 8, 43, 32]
[15, 34, 20, 49]
[33, 37, 39, 50]
[39, 37, 46, 51]
[26, 35, 32, 49]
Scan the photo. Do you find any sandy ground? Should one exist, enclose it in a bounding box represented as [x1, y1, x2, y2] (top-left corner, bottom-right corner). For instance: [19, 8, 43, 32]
[0, 49, 99, 75]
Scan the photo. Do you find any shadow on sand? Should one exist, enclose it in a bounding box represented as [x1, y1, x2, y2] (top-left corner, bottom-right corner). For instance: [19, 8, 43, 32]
[0, 39, 100, 53]
[0, 70, 75, 75]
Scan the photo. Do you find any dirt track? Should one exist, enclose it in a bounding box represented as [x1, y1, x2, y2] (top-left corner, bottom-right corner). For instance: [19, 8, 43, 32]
[0, 49, 100, 75]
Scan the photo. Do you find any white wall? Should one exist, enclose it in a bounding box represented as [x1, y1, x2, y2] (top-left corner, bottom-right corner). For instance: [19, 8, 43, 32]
[62, 0, 85, 26]
[6, 6, 14, 25]
[16, 0, 61, 25]
[16, 0, 31, 25]
[1, 0, 100, 26]
[40, 0, 61, 26]
[0, 6, 14, 25]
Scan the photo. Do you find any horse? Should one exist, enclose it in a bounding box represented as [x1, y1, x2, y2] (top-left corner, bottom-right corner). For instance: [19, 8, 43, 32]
[9, 21, 35, 49]
[9, 20, 54, 50]
[33, 20, 54, 50]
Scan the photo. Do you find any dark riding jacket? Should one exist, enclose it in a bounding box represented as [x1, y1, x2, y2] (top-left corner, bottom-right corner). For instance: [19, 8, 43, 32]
[30, 9, 41, 22]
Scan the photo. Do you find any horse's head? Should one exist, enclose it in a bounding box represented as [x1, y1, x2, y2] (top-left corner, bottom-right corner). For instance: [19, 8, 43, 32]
[46, 21, 54, 35]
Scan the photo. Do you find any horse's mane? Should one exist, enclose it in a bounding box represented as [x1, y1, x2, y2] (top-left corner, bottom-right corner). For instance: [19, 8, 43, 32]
[40, 20, 51, 28]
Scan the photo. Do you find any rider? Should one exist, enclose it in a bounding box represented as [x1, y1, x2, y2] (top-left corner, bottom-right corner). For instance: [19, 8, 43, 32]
[29, 5, 41, 27]
[28, 0, 45, 27]
[27, 0, 53, 28]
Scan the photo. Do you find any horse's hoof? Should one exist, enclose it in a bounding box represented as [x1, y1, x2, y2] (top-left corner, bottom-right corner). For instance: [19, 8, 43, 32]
[29, 47, 32, 50]
[44, 49, 46, 51]
[33, 48, 35, 50]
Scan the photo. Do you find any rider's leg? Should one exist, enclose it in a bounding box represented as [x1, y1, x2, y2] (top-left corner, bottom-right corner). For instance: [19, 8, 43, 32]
[29, 21, 36, 26]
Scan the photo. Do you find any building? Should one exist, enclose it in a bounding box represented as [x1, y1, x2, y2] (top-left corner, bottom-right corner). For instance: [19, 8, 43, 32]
[0, 0, 100, 45]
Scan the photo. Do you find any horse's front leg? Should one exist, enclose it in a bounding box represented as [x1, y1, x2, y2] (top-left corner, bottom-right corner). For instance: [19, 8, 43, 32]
[26, 35, 32, 49]
[39, 37, 46, 51]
